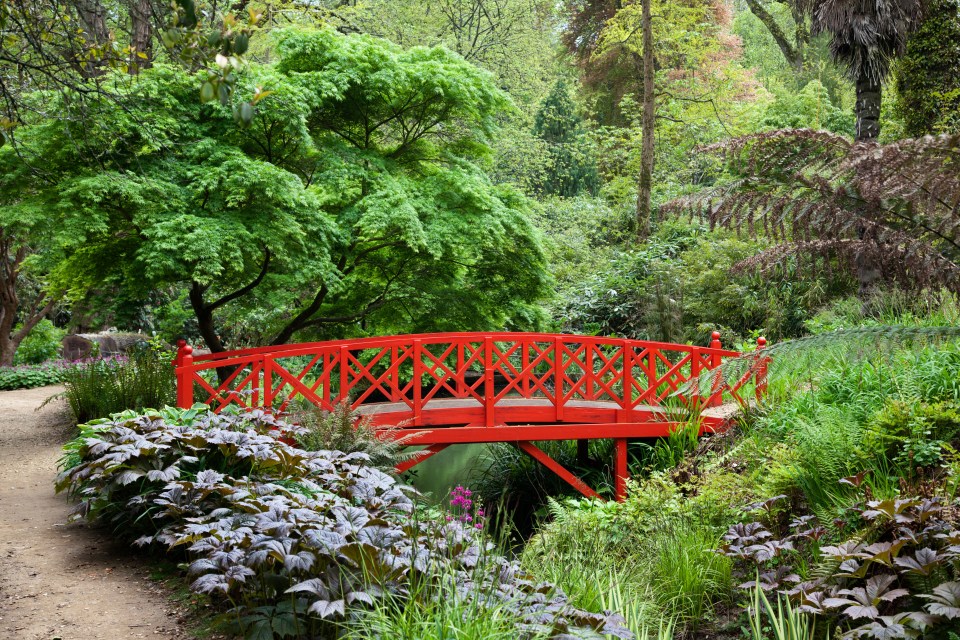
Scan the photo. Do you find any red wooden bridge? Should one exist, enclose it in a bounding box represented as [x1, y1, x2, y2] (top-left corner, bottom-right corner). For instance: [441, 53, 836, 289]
[173, 332, 768, 501]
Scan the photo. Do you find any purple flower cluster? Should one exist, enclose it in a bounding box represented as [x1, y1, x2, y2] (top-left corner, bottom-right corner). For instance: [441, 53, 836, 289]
[446, 485, 485, 530]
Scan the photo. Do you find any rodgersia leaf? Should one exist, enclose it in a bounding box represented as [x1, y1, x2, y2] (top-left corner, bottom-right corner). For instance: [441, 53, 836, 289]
[191, 572, 230, 594]
[146, 465, 180, 482]
[922, 581, 960, 618]
[286, 578, 331, 600]
[307, 599, 345, 619]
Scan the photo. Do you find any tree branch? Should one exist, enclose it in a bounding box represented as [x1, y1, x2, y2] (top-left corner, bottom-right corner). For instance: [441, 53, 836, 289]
[206, 247, 271, 311]
[743, 0, 800, 69]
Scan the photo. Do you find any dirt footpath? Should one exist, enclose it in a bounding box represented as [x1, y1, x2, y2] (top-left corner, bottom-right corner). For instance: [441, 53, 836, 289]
[0, 386, 187, 640]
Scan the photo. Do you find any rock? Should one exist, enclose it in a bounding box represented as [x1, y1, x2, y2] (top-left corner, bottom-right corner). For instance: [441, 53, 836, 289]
[61, 333, 151, 361]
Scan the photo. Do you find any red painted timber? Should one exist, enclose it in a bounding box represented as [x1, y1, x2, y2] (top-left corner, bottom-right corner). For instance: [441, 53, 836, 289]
[174, 332, 769, 500]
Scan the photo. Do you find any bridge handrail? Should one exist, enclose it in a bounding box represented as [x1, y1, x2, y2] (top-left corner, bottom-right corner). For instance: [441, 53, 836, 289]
[185, 332, 742, 363]
[173, 331, 767, 418]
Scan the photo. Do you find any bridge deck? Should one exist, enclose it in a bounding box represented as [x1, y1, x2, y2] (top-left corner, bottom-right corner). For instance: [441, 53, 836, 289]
[357, 397, 738, 444]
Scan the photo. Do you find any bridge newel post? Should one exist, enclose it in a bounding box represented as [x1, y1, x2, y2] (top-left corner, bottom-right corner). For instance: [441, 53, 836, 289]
[690, 346, 702, 409]
[585, 342, 594, 401]
[456, 343, 465, 398]
[554, 337, 564, 421]
[391, 346, 400, 402]
[261, 356, 271, 409]
[339, 346, 350, 409]
[618, 339, 631, 422]
[708, 331, 722, 407]
[413, 340, 423, 424]
[521, 340, 530, 398]
[175, 342, 194, 409]
[483, 336, 494, 427]
[755, 336, 768, 402]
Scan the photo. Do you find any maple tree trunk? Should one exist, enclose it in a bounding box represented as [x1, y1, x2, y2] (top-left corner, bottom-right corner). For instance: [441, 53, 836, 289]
[635, 0, 655, 241]
[0, 306, 17, 367]
[0, 241, 53, 366]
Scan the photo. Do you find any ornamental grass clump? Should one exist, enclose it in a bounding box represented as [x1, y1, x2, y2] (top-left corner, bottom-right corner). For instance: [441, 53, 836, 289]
[60, 347, 175, 423]
[57, 407, 631, 640]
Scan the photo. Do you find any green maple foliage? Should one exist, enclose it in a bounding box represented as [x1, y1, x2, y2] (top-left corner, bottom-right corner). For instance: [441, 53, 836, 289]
[1, 27, 549, 350]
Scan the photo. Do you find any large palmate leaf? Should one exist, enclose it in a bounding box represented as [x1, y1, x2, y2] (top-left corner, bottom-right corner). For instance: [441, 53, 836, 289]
[922, 581, 960, 619]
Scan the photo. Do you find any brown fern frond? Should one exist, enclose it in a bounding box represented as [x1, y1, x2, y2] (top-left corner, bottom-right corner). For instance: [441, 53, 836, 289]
[701, 129, 851, 177]
[666, 129, 960, 295]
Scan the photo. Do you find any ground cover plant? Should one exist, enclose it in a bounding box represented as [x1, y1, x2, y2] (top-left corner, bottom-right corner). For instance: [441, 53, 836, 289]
[0, 360, 71, 390]
[0, 353, 143, 391]
[56, 406, 630, 639]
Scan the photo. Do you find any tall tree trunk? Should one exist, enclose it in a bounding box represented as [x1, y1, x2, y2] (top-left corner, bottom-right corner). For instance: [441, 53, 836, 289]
[129, 0, 154, 74]
[0, 242, 53, 366]
[635, 0, 655, 241]
[855, 73, 882, 142]
[75, 0, 111, 77]
[0, 302, 17, 367]
[854, 71, 883, 303]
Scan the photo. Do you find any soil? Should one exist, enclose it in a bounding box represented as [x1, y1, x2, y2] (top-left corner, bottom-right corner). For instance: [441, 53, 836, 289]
[0, 386, 189, 640]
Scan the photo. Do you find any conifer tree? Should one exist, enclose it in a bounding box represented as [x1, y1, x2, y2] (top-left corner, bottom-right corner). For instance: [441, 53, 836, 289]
[532, 80, 599, 197]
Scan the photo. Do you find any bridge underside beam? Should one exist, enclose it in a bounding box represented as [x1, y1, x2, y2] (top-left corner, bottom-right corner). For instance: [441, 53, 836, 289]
[376, 419, 726, 445]
[515, 441, 601, 500]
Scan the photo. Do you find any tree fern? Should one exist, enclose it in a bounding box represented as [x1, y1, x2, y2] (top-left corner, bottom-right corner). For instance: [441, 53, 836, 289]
[665, 130, 960, 295]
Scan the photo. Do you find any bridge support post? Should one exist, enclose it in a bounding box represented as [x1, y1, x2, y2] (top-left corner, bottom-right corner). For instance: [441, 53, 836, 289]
[614, 438, 628, 502]
[708, 331, 723, 407]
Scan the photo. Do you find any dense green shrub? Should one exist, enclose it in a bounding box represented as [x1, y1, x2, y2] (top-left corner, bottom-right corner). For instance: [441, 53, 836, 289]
[61, 347, 174, 423]
[0, 361, 70, 390]
[553, 219, 846, 344]
[756, 80, 852, 135]
[57, 407, 630, 640]
[893, 0, 960, 136]
[13, 319, 66, 365]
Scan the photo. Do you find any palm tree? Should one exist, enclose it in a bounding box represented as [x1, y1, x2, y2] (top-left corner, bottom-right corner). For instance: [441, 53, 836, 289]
[808, 0, 926, 141]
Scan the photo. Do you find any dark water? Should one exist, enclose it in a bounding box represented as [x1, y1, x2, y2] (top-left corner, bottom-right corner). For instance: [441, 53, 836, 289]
[407, 443, 491, 503]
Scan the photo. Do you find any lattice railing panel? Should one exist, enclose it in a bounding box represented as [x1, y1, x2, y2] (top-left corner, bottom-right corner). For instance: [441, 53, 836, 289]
[175, 332, 764, 421]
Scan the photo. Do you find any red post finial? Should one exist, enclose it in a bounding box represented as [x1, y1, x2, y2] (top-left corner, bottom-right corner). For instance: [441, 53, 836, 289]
[757, 336, 767, 349]
[710, 331, 721, 350]
[173, 339, 188, 366]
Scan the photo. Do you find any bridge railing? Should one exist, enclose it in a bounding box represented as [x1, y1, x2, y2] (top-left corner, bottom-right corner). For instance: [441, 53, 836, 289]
[173, 332, 768, 422]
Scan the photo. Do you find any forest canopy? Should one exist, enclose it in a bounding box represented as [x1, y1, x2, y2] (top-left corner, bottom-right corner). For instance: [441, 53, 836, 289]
[0, 0, 958, 359]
